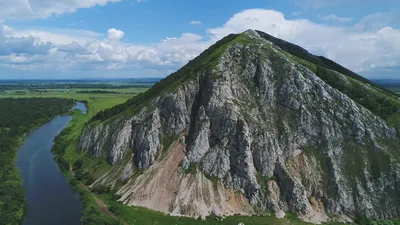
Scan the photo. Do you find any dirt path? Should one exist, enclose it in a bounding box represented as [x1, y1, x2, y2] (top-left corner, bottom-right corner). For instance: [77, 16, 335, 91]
[70, 166, 129, 225]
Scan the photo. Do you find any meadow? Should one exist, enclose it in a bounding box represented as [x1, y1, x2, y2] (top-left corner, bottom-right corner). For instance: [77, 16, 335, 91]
[0, 88, 143, 117]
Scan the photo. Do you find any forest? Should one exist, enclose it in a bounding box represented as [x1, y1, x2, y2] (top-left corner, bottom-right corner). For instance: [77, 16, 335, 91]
[0, 98, 75, 225]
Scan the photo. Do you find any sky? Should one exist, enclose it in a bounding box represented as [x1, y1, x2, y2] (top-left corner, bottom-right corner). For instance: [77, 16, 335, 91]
[0, 0, 399, 79]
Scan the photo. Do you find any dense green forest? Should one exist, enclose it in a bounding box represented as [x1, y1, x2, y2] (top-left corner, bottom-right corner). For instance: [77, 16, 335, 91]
[0, 98, 75, 225]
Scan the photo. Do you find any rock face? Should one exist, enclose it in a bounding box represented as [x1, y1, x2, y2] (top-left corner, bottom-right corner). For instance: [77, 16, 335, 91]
[78, 30, 400, 222]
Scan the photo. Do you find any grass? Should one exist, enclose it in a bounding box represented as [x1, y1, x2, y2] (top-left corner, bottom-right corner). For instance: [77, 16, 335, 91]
[95, 193, 319, 225]
[162, 134, 180, 156]
[0, 87, 142, 120]
[0, 87, 145, 102]
[185, 163, 198, 175]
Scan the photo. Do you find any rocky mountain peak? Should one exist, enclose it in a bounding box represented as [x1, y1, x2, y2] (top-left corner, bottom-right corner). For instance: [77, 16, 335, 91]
[78, 30, 400, 223]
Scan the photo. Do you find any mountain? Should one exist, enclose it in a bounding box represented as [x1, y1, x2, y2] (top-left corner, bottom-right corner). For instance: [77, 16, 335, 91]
[78, 30, 400, 223]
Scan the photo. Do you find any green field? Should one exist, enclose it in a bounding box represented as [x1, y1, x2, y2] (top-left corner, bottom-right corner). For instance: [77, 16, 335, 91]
[0, 88, 143, 117]
[2, 88, 147, 94]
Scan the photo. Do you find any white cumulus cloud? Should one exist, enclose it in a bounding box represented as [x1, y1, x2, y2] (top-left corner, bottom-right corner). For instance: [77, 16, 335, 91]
[107, 28, 124, 42]
[207, 9, 400, 74]
[0, 0, 120, 20]
[0, 9, 399, 79]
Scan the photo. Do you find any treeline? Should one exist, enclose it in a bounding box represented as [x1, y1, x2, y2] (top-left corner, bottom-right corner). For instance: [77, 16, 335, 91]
[0, 98, 74, 130]
[76, 90, 119, 94]
[91, 33, 240, 122]
[0, 98, 74, 225]
[76, 90, 138, 95]
[0, 83, 153, 91]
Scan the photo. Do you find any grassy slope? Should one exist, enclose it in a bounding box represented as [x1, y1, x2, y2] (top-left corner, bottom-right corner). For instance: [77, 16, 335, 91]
[98, 192, 318, 225]
[268, 36, 400, 132]
[255, 30, 396, 98]
[90, 33, 241, 123]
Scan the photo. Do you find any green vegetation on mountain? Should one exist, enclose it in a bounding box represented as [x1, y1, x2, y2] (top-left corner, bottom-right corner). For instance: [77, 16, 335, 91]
[315, 66, 400, 128]
[91, 33, 240, 122]
[92, 30, 400, 132]
[0, 98, 74, 225]
[255, 30, 395, 97]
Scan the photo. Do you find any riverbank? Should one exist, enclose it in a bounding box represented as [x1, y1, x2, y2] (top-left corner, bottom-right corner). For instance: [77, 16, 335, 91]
[0, 98, 75, 225]
[0, 85, 144, 225]
[51, 102, 127, 225]
[17, 115, 83, 225]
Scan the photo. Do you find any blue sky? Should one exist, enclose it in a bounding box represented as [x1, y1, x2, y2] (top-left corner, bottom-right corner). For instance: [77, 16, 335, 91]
[0, 0, 399, 79]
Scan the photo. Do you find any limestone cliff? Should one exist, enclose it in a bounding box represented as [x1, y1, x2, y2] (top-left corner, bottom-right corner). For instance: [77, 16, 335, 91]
[78, 30, 400, 223]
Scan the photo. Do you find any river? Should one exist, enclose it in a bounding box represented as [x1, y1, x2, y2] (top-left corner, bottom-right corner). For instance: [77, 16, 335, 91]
[16, 102, 86, 225]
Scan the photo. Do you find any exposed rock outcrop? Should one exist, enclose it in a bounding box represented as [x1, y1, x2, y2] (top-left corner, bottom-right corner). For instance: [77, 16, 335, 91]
[78, 30, 400, 222]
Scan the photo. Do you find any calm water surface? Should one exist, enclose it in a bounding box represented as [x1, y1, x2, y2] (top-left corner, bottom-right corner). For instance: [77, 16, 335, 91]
[72, 101, 87, 114]
[16, 103, 86, 225]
